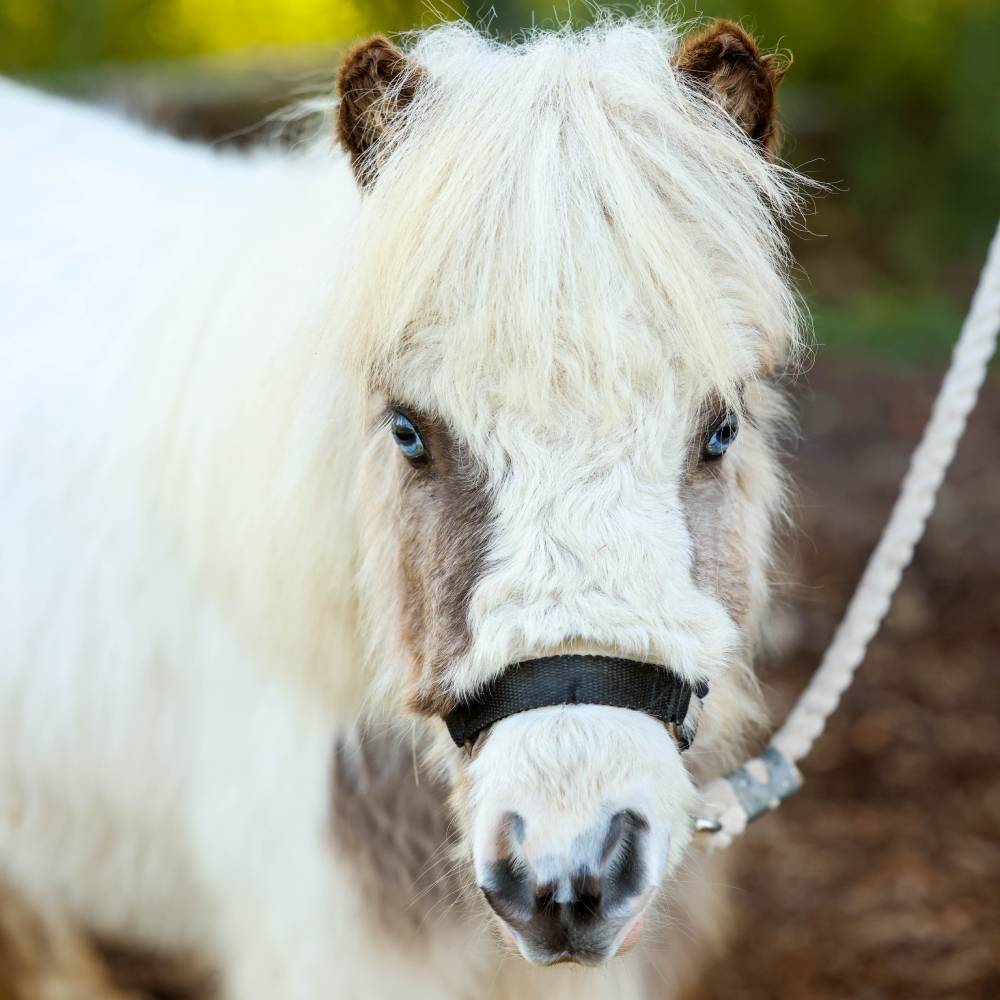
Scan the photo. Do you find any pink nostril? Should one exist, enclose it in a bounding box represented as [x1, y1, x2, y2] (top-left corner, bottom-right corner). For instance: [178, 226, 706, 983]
[497, 920, 518, 950]
[616, 911, 646, 955]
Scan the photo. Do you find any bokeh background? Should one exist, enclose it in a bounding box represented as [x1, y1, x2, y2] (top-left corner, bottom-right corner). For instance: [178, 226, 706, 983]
[3, 2, 998, 998]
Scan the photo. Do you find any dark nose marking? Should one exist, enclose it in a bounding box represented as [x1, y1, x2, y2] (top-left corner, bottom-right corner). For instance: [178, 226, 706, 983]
[480, 810, 649, 963]
[482, 857, 535, 925]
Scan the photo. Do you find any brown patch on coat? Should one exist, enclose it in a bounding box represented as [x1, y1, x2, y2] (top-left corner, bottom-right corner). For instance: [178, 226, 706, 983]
[96, 941, 214, 1000]
[387, 410, 493, 717]
[336, 35, 424, 187]
[0, 881, 127, 1000]
[331, 732, 470, 936]
[0, 881, 213, 1000]
[675, 19, 789, 157]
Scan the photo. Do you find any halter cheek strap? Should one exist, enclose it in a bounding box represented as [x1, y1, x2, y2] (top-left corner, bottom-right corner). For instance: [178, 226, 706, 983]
[443, 654, 709, 751]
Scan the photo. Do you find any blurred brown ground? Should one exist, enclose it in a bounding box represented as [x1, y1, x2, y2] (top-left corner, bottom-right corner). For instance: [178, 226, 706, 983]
[690, 359, 1000, 1000]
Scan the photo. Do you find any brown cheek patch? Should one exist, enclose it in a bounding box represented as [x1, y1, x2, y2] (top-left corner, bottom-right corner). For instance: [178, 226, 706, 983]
[391, 413, 493, 717]
[0, 879, 213, 1000]
[330, 733, 466, 936]
[682, 460, 752, 625]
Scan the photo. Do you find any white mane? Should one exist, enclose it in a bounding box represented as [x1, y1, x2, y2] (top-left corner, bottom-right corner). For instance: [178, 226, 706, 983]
[345, 16, 806, 432]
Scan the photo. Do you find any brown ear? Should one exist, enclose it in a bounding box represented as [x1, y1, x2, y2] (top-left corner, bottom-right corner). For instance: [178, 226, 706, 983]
[675, 20, 789, 157]
[336, 35, 423, 187]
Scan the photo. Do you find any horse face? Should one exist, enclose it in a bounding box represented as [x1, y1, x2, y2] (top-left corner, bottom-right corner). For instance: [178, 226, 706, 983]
[343, 20, 795, 965]
[357, 378, 783, 964]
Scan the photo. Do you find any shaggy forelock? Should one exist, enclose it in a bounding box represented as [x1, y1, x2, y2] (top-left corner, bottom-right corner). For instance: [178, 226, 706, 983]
[341, 14, 806, 431]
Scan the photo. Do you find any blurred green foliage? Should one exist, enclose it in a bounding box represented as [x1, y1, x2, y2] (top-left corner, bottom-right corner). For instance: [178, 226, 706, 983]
[2, 0, 998, 361]
[696, 0, 1000, 364]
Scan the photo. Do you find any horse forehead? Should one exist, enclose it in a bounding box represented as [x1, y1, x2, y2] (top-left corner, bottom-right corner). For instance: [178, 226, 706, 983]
[443, 385, 698, 460]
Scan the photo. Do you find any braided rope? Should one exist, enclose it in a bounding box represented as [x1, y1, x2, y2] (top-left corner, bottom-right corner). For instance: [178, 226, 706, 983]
[700, 220, 1000, 847]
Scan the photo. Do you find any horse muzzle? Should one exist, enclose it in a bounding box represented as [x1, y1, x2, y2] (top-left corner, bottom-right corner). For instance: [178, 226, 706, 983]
[458, 666, 703, 966]
[479, 807, 652, 965]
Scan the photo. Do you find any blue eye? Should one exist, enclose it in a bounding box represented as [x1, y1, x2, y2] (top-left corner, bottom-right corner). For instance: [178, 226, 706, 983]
[702, 411, 739, 460]
[390, 412, 426, 461]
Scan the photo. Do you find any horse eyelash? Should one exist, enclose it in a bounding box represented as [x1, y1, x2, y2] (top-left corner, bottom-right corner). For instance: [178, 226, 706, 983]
[376, 403, 415, 430]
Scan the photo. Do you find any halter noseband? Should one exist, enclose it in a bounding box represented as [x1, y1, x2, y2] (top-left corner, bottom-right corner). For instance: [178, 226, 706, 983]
[443, 654, 708, 751]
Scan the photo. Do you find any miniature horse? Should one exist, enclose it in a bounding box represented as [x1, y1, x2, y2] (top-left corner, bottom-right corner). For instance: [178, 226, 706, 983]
[0, 15, 803, 999]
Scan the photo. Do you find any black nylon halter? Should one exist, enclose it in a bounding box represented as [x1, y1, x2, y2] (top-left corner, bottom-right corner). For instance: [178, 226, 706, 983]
[443, 654, 709, 751]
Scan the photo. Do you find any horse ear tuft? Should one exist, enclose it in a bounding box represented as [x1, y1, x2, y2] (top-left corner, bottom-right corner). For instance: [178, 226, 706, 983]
[336, 35, 424, 187]
[675, 20, 789, 157]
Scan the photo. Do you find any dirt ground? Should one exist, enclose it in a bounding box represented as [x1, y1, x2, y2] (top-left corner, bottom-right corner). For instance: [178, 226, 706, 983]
[690, 359, 1000, 1000]
[86, 358, 998, 998]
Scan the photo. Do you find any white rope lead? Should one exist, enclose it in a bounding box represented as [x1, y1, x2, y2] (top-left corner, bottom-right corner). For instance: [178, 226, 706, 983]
[699, 219, 1000, 848]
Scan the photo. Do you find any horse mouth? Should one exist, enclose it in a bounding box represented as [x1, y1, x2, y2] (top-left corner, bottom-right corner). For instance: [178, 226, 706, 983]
[496, 899, 650, 967]
[544, 953, 583, 966]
